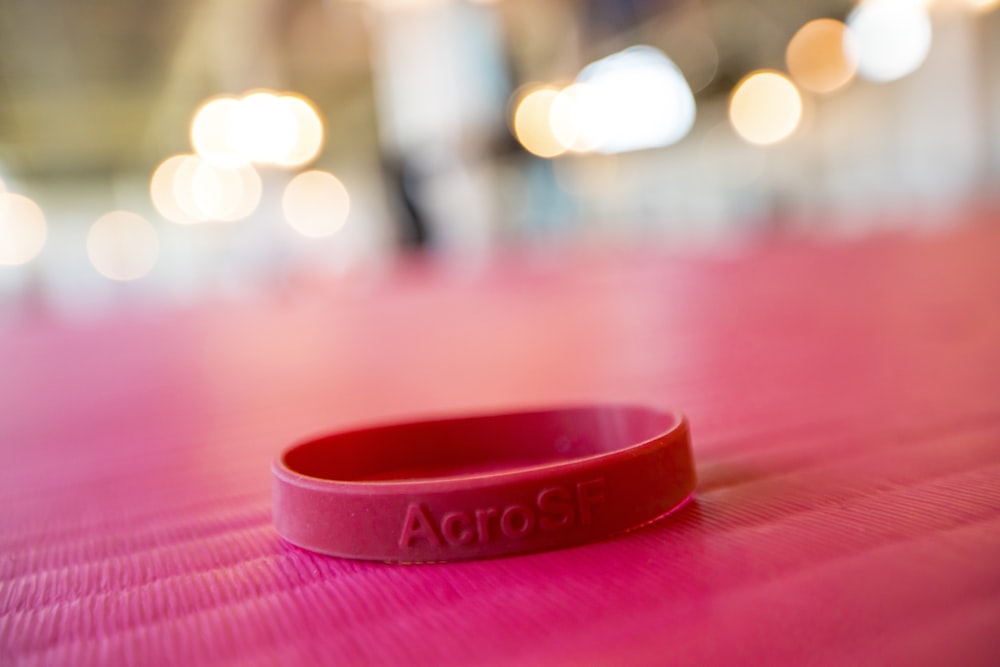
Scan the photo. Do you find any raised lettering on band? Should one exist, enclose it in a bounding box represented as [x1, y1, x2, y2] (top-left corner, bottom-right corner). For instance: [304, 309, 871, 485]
[399, 477, 608, 549]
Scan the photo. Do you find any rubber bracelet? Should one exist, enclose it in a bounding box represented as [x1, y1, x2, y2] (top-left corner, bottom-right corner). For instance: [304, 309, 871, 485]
[272, 404, 695, 562]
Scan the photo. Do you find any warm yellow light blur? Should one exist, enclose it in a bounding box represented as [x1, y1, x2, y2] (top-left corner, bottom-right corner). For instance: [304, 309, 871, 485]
[227, 91, 298, 165]
[963, 0, 999, 11]
[729, 71, 803, 146]
[165, 155, 261, 223]
[276, 95, 324, 168]
[191, 161, 240, 221]
[170, 155, 207, 222]
[190, 96, 246, 168]
[150, 155, 200, 224]
[0, 193, 46, 266]
[786, 19, 858, 94]
[923, 0, 998, 12]
[187, 160, 261, 222]
[87, 211, 159, 281]
[222, 164, 263, 221]
[282, 170, 350, 238]
[152, 154, 261, 224]
[191, 91, 324, 168]
[512, 87, 568, 158]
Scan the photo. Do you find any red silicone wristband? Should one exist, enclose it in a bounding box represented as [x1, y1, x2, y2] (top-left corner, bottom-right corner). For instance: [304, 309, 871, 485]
[272, 404, 695, 562]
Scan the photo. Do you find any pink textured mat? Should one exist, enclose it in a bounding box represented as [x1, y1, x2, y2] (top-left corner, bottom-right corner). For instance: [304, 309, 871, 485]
[3, 220, 1000, 665]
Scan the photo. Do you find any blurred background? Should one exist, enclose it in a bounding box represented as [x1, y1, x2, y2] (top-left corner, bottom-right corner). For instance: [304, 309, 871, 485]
[0, 0, 998, 317]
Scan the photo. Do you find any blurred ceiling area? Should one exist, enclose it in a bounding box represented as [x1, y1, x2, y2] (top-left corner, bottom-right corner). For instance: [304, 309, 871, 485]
[0, 0, 871, 179]
[0, 0, 375, 178]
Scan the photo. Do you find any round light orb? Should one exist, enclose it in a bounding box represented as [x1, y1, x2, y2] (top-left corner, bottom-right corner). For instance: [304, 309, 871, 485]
[87, 211, 159, 281]
[786, 19, 858, 94]
[190, 96, 247, 168]
[171, 155, 261, 223]
[847, 0, 932, 83]
[729, 70, 804, 146]
[512, 87, 568, 159]
[226, 91, 299, 164]
[151, 155, 200, 224]
[0, 193, 46, 266]
[282, 170, 350, 238]
[276, 95, 325, 168]
[571, 45, 697, 154]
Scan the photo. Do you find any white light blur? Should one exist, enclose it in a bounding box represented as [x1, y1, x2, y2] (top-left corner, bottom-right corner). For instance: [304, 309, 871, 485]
[87, 211, 159, 281]
[282, 170, 350, 238]
[221, 164, 263, 221]
[226, 91, 299, 165]
[0, 192, 47, 266]
[550, 84, 603, 153]
[150, 155, 200, 224]
[170, 155, 204, 221]
[191, 92, 324, 168]
[569, 46, 697, 154]
[182, 158, 261, 222]
[151, 154, 261, 224]
[275, 95, 324, 168]
[847, 0, 932, 83]
[190, 96, 247, 168]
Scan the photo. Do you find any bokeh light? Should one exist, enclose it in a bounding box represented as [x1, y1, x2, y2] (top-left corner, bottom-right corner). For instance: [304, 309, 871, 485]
[549, 84, 599, 153]
[190, 96, 246, 168]
[150, 155, 200, 224]
[282, 170, 350, 238]
[571, 46, 697, 154]
[191, 92, 324, 168]
[0, 192, 47, 266]
[848, 0, 932, 83]
[729, 71, 803, 146]
[215, 163, 263, 222]
[226, 91, 299, 165]
[275, 95, 324, 168]
[180, 157, 261, 222]
[152, 154, 261, 224]
[786, 19, 858, 94]
[87, 211, 159, 281]
[512, 87, 568, 159]
[171, 155, 210, 220]
[966, 0, 999, 12]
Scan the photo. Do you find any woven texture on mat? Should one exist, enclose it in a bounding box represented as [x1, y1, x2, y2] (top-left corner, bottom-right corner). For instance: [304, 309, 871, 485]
[2, 222, 1000, 666]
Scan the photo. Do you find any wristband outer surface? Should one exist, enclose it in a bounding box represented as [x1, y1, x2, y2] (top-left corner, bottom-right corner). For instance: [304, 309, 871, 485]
[272, 405, 695, 562]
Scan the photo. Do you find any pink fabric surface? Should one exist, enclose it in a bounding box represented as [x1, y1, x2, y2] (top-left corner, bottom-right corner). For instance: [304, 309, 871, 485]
[3, 219, 1000, 665]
